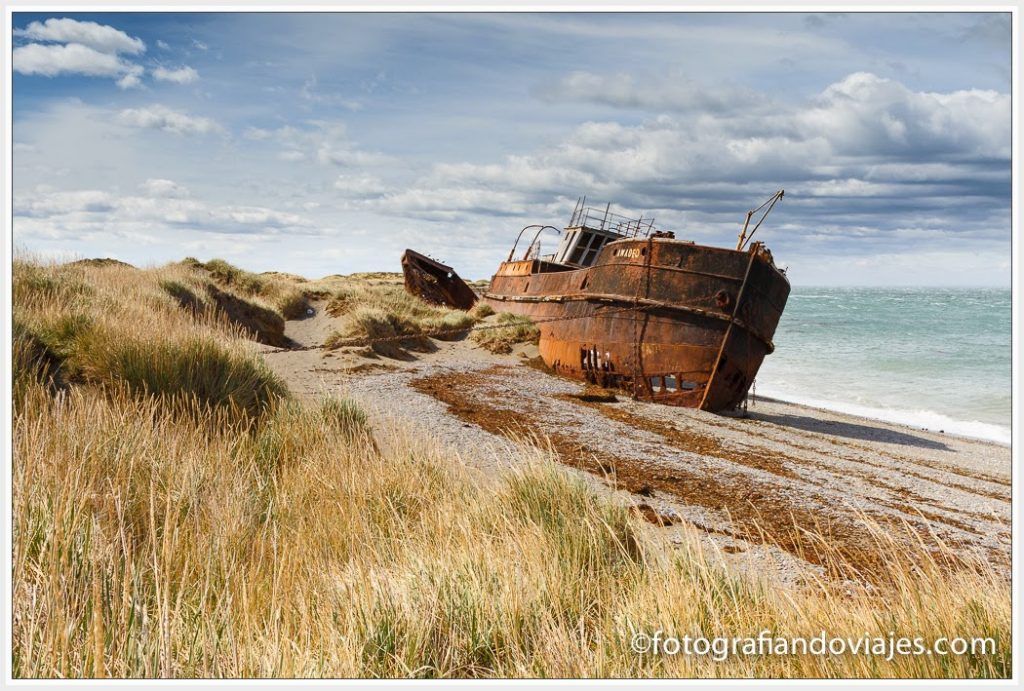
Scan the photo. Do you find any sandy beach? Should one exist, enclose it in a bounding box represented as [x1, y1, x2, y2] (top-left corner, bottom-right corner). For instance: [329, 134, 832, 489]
[261, 301, 1011, 584]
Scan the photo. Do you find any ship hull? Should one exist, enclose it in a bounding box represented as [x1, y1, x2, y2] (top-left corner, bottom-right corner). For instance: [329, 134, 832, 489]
[401, 249, 478, 310]
[482, 238, 790, 412]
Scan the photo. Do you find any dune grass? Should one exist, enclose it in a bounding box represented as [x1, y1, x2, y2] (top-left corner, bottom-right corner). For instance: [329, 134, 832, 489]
[14, 258, 286, 417]
[187, 257, 311, 321]
[323, 277, 478, 356]
[470, 312, 540, 353]
[11, 257, 1011, 679]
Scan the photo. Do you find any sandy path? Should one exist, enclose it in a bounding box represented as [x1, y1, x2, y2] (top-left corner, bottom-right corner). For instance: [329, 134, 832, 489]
[259, 301, 1011, 582]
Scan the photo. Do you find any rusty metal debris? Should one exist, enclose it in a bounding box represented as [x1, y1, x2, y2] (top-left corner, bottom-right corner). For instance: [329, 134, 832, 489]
[402, 192, 790, 413]
[401, 249, 478, 310]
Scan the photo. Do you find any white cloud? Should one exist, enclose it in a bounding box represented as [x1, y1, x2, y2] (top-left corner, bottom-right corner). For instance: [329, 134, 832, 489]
[800, 179, 905, 197]
[15, 189, 116, 217]
[15, 186, 317, 236]
[366, 70, 1009, 255]
[14, 18, 147, 88]
[15, 18, 145, 55]
[316, 146, 391, 167]
[140, 178, 190, 198]
[243, 120, 390, 167]
[117, 105, 223, 135]
[116, 65, 144, 90]
[156, 39, 170, 50]
[14, 42, 131, 77]
[797, 72, 1009, 158]
[152, 65, 199, 84]
[333, 173, 388, 197]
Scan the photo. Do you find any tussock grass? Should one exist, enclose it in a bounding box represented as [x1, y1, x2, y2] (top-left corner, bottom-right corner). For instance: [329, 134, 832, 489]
[470, 312, 540, 353]
[323, 278, 477, 356]
[275, 287, 311, 320]
[193, 257, 267, 295]
[15, 258, 286, 417]
[187, 257, 311, 321]
[159, 279, 205, 313]
[13, 318, 65, 401]
[324, 306, 429, 358]
[11, 256, 1010, 679]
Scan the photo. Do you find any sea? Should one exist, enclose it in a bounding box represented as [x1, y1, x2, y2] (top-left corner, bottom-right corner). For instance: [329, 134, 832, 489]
[754, 287, 1012, 446]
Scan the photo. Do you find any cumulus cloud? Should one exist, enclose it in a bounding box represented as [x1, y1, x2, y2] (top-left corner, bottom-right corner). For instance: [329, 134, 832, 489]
[368, 71, 1009, 258]
[152, 65, 200, 84]
[798, 72, 1009, 158]
[13, 17, 147, 88]
[116, 65, 144, 90]
[15, 42, 133, 78]
[118, 105, 223, 135]
[15, 17, 145, 55]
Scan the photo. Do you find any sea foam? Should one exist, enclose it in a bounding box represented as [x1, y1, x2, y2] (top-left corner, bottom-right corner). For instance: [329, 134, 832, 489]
[752, 385, 1011, 446]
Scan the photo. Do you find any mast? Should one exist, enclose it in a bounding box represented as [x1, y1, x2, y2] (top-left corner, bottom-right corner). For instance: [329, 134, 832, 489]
[736, 189, 785, 251]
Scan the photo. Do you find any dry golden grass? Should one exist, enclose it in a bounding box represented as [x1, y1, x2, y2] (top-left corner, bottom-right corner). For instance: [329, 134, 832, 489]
[322, 276, 477, 357]
[186, 258, 311, 320]
[13, 258, 286, 416]
[11, 258, 1011, 679]
[469, 302, 495, 319]
[470, 312, 540, 353]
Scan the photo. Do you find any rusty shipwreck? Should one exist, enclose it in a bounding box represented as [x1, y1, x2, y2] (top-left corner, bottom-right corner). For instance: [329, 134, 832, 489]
[403, 191, 790, 413]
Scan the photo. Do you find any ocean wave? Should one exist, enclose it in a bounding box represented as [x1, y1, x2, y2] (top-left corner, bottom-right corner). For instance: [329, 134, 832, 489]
[751, 386, 1011, 446]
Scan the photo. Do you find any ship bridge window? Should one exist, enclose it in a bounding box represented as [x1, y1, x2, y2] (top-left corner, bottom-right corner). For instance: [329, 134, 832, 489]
[569, 232, 611, 267]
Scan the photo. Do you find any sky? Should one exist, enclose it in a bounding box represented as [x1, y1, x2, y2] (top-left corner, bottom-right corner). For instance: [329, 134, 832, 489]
[11, 11, 1012, 285]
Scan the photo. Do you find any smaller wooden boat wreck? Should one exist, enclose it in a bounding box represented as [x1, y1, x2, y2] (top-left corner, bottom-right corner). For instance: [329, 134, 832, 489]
[400, 249, 478, 310]
[403, 192, 790, 413]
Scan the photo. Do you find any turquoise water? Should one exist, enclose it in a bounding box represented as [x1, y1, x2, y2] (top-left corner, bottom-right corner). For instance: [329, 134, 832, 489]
[755, 287, 1011, 445]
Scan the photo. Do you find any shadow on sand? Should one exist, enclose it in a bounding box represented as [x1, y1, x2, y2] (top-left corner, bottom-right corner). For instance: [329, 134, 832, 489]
[745, 410, 951, 451]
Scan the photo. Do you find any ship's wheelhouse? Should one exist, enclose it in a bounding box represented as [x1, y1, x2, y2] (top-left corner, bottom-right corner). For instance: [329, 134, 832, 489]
[500, 201, 658, 271]
[551, 202, 658, 268]
[553, 226, 621, 267]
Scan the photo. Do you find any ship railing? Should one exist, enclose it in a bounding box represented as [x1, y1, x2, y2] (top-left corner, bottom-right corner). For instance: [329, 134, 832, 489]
[568, 204, 657, 239]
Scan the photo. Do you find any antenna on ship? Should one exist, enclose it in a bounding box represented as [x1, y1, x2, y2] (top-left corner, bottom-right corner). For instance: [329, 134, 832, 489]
[736, 189, 785, 251]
